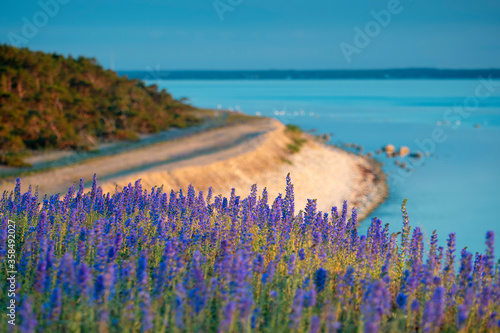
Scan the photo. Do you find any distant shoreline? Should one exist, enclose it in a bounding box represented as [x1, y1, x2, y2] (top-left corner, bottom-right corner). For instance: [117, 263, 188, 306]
[119, 68, 500, 80]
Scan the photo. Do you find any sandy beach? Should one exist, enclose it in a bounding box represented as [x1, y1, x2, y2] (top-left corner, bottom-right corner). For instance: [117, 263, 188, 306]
[0, 115, 387, 220]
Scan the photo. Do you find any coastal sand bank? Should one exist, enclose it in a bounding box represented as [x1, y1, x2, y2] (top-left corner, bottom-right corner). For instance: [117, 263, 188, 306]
[98, 119, 387, 219]
[1, 117, 387, 220]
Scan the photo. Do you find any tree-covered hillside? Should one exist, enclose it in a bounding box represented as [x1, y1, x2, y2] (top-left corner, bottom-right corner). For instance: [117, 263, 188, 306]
[0, 44, 199, 165]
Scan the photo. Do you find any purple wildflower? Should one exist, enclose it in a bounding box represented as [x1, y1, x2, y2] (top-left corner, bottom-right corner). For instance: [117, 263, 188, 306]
[288, 253, 296, 275]
[485, 231, 494, 276]
[19, 296, 37, 333]
[261, 261, 276, 285]
[137, 250, 149, 288]
[309, 315, 320, 333]
[298, 248, 306, 261]
[140, 291, 154, 332]
[304, 288, 317, 308]
[444, 233, 456, 284]
[57, 252, 76, 296]
[77, 262, 91, 298]
[220, 301, 236, 332]
[290, 289, 304, 328]
[432, 286, 445, 327]
[411, 299, 420, 312]
[396, 293, 408, 310]
[49, 287, 62, 321]
[314, 267, 327, 293]
[186, 251, 208, 314]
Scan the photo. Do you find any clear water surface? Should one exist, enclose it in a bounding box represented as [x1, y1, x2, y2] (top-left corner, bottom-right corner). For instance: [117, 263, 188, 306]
[150, 79, 500, 257]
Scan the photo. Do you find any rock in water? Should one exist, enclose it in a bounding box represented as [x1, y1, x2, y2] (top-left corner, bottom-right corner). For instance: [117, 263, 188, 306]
[399, 146, 410, 157]
[384, 144, 395, 157]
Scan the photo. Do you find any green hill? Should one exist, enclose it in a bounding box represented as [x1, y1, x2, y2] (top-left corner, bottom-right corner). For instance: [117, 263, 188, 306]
[0, 44, 199, 166]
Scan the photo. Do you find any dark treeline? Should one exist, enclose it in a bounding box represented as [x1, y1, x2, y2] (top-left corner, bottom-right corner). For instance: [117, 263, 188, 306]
[0, 44, 199, 166]
[120, 68, 500, 80]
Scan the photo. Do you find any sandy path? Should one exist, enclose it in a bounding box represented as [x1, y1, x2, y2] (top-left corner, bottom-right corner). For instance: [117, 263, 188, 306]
[99, 120, 387, 220]
[0, 117, 274, 195]
[1, 117, 387, 220]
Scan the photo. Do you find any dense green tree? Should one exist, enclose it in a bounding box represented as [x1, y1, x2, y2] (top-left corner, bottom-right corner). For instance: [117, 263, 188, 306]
[0, 44, 199, 165]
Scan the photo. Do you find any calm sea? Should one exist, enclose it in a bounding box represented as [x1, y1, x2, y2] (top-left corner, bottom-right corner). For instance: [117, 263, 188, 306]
[149, 79, 500, 257]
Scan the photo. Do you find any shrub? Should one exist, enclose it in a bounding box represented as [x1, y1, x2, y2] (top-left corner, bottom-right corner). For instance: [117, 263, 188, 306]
[0, 153, 32, 168]
[285, 124, 306, 154]
[113, 129, 140, 142]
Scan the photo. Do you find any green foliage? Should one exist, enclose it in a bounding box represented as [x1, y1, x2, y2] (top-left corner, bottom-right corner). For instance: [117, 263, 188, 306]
[0, 153, 32, 167]
[113, 129, 140, 142]
[285, 124, 306, 154]
[285, 124, 302, 134]
[0, 44, 200, 164]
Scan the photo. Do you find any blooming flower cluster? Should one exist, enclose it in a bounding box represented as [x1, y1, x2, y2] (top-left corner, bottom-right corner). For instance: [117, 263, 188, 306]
[0, 175, 498, 332]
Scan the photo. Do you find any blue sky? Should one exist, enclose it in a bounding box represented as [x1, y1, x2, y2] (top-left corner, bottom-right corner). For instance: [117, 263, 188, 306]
[1, 0, 500, 70]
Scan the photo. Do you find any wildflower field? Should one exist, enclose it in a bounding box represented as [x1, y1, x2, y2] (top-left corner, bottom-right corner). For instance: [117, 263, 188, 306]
[0, 175, 498, 332]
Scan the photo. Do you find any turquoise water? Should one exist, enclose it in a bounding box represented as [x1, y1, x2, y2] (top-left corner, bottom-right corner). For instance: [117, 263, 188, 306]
[151, 79, 500, 257]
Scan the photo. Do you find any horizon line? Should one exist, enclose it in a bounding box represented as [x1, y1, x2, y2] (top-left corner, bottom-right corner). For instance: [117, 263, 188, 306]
[117, 68, 500, 72]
